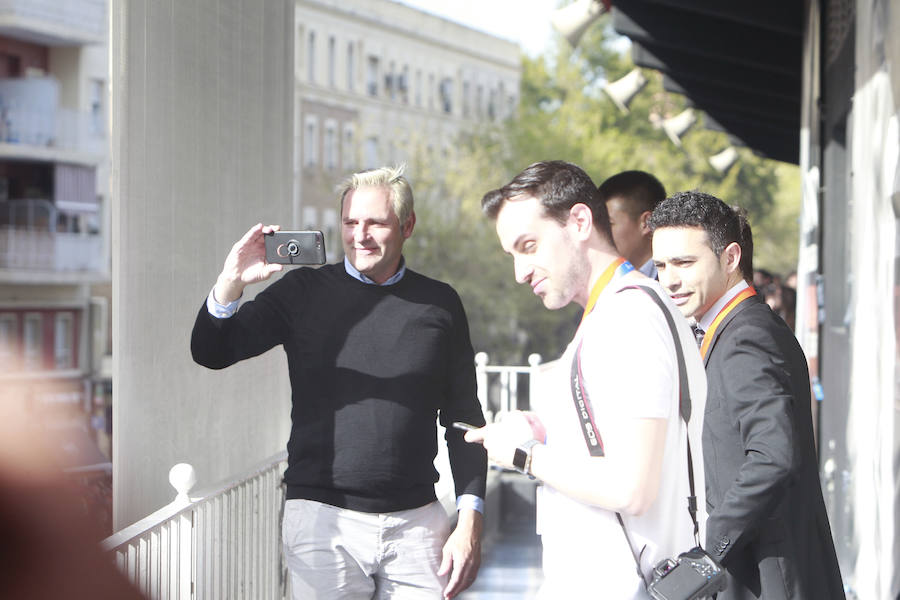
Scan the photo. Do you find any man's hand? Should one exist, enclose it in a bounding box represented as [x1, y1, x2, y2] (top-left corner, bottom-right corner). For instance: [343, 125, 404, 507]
[464, 411, 545, 470]
[214, 223, 283, 304]
[438, 509, 482, 598]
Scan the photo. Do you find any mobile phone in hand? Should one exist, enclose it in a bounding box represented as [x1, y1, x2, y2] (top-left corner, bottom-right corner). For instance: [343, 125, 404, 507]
[264, 230, 326, 265]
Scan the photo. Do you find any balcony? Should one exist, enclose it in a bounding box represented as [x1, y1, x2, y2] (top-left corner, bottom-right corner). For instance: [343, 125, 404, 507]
[0, 226, 105, 281]
[0, 77, 107, 165]
[0, 0, 106, 46]
[103, 356, 550, 599]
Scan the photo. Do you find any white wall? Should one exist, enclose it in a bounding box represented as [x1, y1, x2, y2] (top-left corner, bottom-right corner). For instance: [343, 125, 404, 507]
[111, 0, 294, 529]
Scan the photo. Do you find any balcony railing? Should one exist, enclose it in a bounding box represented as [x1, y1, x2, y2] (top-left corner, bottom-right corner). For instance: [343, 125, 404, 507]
[475, 352, 545, 419]
[102, 357, 548, 599]
[0, 227, 103, 272]
[102, 454, 289, 600]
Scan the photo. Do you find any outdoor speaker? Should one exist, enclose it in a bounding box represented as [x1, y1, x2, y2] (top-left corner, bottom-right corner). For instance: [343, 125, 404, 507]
[709, 146, 739, 174]
[551, 0, 609, 48]
[603, 68, 647, 114]
[662, 108, 697, 146]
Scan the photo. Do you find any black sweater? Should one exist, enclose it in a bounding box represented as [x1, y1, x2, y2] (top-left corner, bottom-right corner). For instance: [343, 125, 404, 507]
[191, 263, 487, 513]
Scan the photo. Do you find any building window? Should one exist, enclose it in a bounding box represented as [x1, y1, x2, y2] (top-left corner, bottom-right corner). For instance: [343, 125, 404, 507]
[307, 31, 316, 83]
[367, 56, 379, 97]
[54, 312, 73, 370]
[476, 85, 484, 118]
[342, 124, 355, 171]
[346, 42, 355, 91]
[302, 206, 317, 230]
[323, 208, 339, 259]
[462, 80, 470, 117]
[324, 121, 337, 171]
[386, 61, 396, 101]
[328, 36, 336, 88]
[90, 79, 105, 136]
[23, 313, 42, 371]
[415, 70, 422, 107]
[439, 78, 453, 114]
[399, 65, 409, 104]
[304, 116, 318, 167]
[0, 313, 16, 372]
[364, 137, 379, 170]
[428, 73, 434, 110]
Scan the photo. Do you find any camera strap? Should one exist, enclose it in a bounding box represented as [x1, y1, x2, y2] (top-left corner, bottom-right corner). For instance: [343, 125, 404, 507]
[570, 338, 605, 457]
[569, 284, 701, 587]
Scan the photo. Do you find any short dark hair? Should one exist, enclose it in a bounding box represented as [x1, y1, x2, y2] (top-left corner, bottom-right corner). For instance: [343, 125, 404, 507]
[648, 190, 754, 282]
[481, 160, 613, 242]
[598, 170, 666, 218]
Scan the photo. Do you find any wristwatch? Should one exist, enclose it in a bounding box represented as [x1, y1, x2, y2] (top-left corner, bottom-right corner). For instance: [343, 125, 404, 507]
[512, 439, 542, 478]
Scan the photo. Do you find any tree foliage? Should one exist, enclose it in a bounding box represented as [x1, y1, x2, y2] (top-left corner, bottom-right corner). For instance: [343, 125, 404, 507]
[403, 18, 799, 363]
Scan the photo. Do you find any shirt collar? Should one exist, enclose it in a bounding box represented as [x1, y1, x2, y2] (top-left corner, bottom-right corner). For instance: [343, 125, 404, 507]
[343, 256, 407, 286]
[698, 279, 749, 331]
[638, 258, 657, 279]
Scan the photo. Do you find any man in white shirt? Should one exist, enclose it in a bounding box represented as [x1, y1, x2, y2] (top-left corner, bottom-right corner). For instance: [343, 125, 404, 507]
[598, 170, 667, 280]
[467, 161, 706, 598]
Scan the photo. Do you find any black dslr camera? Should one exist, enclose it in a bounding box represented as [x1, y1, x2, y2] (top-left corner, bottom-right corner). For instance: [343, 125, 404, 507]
[647, 547, 727, 600]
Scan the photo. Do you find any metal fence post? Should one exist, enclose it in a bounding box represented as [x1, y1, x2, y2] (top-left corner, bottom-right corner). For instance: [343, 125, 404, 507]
[474, 351, 490, 420]
[528, 354, 542, 413]
[169, 464, 196, 599]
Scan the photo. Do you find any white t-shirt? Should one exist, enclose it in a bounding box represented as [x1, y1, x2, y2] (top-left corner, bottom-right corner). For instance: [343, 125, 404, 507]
[535, 275, 707, 599]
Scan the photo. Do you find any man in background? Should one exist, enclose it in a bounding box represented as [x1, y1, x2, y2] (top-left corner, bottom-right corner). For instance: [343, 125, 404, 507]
[598, 170, 666, 279]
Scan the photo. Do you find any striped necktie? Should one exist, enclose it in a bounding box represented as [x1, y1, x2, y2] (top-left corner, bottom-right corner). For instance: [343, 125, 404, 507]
[691, 324, 705, 348]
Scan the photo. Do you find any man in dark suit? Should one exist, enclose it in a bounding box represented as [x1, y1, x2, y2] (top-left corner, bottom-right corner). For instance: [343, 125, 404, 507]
[648, 191, 844, 599]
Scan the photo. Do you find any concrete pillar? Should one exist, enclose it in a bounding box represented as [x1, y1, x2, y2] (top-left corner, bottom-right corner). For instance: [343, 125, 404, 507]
[111, 0, 294, 529]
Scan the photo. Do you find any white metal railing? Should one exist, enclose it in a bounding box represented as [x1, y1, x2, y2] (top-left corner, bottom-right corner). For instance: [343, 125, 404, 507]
[101, 356, 549, 598]
[102, 452, 289, 600]
[474, 352, 544, 421]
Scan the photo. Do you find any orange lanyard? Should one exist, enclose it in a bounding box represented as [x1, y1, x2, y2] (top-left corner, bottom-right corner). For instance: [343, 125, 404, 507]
[699, 287, 757, 358]
[581, 258, 631, 323]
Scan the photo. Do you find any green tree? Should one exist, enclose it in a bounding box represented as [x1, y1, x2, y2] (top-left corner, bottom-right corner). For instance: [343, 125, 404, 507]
[404, 16, 799, 363]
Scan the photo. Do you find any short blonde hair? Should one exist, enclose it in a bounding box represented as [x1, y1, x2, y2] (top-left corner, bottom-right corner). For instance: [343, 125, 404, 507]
[337, 165, 414, 226]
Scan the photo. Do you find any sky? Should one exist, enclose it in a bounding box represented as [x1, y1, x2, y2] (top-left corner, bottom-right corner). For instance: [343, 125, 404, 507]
[396, 0, 561, 57]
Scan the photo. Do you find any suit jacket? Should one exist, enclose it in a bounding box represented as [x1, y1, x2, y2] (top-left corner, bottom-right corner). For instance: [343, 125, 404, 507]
[702, 295, 844, 599]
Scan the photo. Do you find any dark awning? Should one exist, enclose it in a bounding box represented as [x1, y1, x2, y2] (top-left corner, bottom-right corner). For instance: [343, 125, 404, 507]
[612, 0, 803, 164]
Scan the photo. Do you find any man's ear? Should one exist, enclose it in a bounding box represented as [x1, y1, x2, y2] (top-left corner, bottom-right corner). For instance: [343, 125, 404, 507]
[639, 210, 652, 235]
[568, 203, 594, 239]
[402, 211, 416, 239]
[723, 241, 742, 274]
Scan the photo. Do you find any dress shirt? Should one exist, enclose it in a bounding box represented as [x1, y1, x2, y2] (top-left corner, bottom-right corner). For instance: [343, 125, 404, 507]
[697, 279, 750, 332]
[638, 258, 658, 280]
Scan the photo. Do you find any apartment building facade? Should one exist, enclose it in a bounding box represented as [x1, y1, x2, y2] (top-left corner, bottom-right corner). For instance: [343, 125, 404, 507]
[294, 0, 521, 258]
[0, 0, 111, 470]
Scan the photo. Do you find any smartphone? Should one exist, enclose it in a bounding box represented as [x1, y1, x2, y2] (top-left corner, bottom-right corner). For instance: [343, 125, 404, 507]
[452, 422, 478, 432]
[265, 230, 326, 265]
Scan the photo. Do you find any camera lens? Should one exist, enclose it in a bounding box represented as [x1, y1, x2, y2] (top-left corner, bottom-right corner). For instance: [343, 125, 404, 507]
[286, 240, 300, 256]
